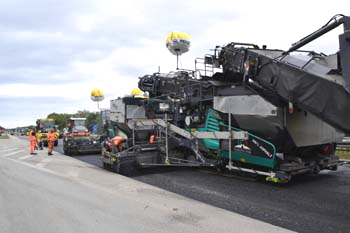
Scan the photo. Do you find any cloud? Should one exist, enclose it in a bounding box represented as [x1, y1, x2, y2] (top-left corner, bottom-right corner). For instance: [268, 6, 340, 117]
[0, 96, 80, 128]
[0, 0, 349, 128]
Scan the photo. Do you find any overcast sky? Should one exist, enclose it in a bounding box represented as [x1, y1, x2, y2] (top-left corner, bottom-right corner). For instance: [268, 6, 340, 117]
[0, 0, 348, 128]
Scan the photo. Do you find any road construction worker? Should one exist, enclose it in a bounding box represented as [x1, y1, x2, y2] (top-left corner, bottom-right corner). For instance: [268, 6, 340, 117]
[102, 138, 112, 153]
[36, 130, 43, 150]
[47, 129, 57, 155]
[29, 129, 37, 155]
[149, 135, 155, 144]
[111, 136, 126, 152]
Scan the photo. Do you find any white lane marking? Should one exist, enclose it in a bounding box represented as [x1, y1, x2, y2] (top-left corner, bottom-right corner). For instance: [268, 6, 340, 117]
[35, 158, 51, 169]
[0, 148, 21, 152]
[19, 155, 33, 160]
[3, 150, 25, 157]
[66, 168, 79, 178]
[6, 157, 60, 176]
[5, 156, 113, 194]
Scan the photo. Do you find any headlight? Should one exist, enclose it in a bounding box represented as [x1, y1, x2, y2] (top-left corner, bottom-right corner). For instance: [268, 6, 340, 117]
[159, 103, 170, 111]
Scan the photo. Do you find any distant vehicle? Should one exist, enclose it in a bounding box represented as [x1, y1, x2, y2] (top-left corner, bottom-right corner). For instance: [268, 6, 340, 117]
[36, 118, 59, 146]
[0, 127, 4, 136]
[63, 118, 101, 156]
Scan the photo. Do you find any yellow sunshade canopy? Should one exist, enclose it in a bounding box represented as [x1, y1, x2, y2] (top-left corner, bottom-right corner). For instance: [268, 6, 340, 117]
[166, 32, 190, 56]
[91, 89, 104, 102]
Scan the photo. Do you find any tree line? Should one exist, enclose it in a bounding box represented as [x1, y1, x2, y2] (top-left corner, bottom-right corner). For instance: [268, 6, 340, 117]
[4, 110, 102, 134]
[47, 110, 101, 132]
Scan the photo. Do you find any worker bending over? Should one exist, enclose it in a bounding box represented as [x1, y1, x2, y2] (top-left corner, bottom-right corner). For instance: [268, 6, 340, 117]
[111, 136, 126, 152]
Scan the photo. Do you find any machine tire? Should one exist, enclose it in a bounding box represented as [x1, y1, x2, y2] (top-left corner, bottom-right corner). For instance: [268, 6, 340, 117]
[65, 147, 77, 156]
[69, 148, 77, 156]
[312, 164, 320, 176]
[112, 159, 139, 176]
[63, 145, 68, 155]
[111, 162, 120, 173]
[103, 162, 112, 171]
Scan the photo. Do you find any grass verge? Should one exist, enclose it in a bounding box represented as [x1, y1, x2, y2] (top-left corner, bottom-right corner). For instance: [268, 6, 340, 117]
[336, 149, 350, 160]
[0, 135, 10, 139]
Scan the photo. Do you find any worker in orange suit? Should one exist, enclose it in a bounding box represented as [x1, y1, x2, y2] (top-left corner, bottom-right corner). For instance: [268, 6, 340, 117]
[29, 129, 37, 155]
[111, 136, 126, 152]
[47, 129, 57, 156]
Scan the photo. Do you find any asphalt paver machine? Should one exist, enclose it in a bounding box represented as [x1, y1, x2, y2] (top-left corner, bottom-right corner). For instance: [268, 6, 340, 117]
[101, 96, 248, 175]
[103, 15, 350, 183]
[63, 118, 102, 156]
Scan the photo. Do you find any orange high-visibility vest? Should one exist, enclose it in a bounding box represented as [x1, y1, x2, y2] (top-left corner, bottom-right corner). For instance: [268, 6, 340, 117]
[111, 136, 124, 146]
[29, 130, 36, 141]
[47, 132, 57, 141]
[149, 135, 155, 144]
[111, 136, 125, 152]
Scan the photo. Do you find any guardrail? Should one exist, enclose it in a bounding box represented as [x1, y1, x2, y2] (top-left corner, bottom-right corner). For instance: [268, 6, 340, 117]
[337, 145, 350, 151]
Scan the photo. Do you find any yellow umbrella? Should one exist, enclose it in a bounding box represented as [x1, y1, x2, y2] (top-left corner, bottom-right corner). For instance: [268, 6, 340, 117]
[165, 32, 190, 69]
[91, 89, 104, 109]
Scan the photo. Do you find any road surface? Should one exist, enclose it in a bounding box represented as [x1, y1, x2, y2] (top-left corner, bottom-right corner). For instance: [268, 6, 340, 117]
[0, 136, 293, 233]
[50, 137, 350, 233]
